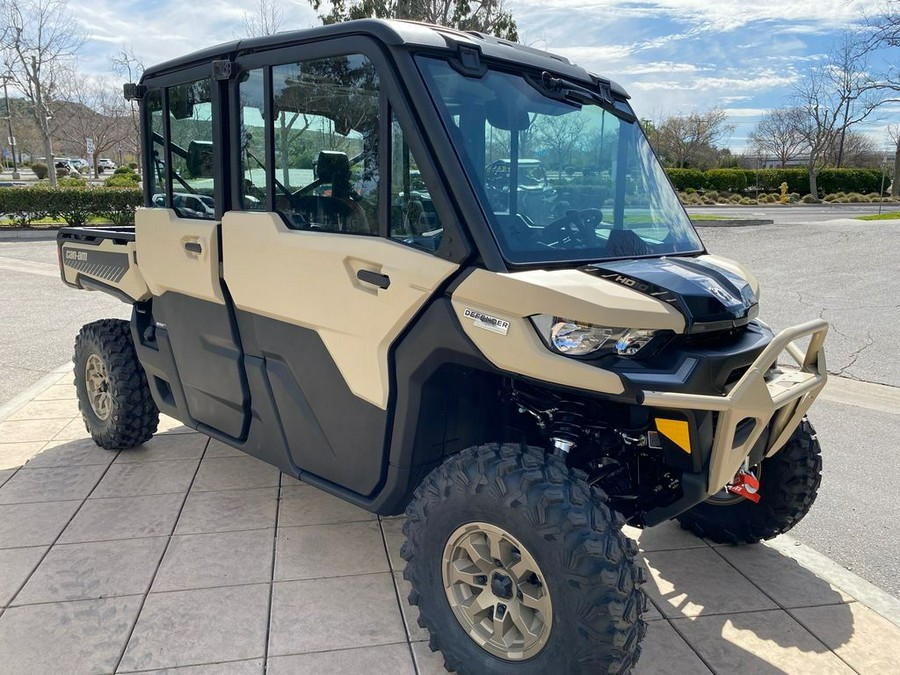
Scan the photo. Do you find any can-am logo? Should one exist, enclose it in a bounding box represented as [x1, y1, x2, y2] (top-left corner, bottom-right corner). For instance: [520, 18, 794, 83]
[464, 308, 510, 336]
[65, 249, 88, 262]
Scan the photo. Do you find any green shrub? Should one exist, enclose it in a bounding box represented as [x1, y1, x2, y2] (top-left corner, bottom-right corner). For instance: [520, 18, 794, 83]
[31, 162, 48, 180]
[740, 197, 753, 205]
[818, 169, 881, 195]
[104, 173, 140, 187]
[0, 187, 47, 226]
[801, 194, 818, 204]
[127, 162, 139, 171]
[665, 168, 706, 191]
[705, 168, 748, 194]
[847, 192, 864, 202]
[729, 194, 742, 203]
[97, 188, 142, 225]
[0, 185, 142, 227]
[58, 177, 88, 188]
[684, 187, 697, 195]
[113, 166, 134, 175]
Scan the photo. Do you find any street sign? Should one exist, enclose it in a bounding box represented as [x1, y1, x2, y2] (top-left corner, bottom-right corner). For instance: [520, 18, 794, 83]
[86, 137, 94, 155]
[7, 136, 14, 146]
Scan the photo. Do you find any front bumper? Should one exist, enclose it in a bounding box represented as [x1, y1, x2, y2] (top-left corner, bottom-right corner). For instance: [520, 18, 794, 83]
[641, 319, 828, 497]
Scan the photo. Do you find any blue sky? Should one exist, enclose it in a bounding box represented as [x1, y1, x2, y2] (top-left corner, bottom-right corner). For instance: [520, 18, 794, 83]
[69, 0, 899, 153]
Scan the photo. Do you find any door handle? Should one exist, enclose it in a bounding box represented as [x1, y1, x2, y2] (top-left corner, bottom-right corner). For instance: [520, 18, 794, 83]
[184, 241, 202, 254]
[356, 269, 390, 289]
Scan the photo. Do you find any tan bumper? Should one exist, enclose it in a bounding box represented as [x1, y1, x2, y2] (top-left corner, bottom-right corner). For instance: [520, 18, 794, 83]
[641, 319, 829, 495]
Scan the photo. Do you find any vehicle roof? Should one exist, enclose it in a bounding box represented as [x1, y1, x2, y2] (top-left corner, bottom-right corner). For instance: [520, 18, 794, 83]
[140, 19, 629, 98]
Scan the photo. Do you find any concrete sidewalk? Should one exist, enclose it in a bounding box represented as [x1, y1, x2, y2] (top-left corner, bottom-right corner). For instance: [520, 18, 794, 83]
[1, 371, 899, 674]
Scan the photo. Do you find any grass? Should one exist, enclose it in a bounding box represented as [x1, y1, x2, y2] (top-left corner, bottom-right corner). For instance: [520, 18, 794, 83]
[856, 212, 900, 221]
[689, 215, 745, 221]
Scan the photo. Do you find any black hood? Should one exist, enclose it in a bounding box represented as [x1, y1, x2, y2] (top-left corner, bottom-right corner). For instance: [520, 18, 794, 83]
[583, 257, 758, 333]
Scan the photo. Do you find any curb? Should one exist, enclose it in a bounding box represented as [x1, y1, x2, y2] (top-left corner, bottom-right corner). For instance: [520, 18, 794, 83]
[0, 362, 71, 425]
[0, 229, 60, 241]
[692, 218, 775, 227]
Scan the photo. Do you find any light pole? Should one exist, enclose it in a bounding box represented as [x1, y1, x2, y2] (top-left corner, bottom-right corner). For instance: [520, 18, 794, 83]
[1, 73, 20, 180]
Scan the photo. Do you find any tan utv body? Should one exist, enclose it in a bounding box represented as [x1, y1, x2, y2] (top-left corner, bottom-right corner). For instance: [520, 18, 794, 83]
[58, 19, 828, 675]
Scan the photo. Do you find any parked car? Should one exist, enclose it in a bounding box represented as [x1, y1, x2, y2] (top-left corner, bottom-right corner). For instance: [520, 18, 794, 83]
[98, 158, 117, 171]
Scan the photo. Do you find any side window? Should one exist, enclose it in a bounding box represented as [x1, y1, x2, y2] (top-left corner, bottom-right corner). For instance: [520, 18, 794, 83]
[390, 113, 444, 253]
[239, 69, 267, 211]
[167, 79, 216, 220]
[146, 90, 165, 208]
[271, 54, 379, 234]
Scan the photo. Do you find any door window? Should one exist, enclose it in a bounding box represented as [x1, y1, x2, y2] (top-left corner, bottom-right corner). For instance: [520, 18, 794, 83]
[146, 89, 165, 208]
[271, 54, 380, 234]
[167, 78, 216, 220]
[239, 68, 267, 211]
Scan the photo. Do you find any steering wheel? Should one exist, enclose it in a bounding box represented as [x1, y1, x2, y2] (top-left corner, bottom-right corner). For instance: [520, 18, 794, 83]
[540, 208, 603, 247]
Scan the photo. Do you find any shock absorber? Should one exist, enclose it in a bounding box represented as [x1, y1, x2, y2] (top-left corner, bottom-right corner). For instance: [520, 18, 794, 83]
[549, 401, 586, 455]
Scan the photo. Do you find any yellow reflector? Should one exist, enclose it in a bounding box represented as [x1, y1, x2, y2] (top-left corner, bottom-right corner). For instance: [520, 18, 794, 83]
[655, 419, 691, 454]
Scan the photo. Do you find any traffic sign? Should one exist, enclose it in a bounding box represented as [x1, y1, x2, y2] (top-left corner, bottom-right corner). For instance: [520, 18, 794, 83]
[86, 137, 94, 154]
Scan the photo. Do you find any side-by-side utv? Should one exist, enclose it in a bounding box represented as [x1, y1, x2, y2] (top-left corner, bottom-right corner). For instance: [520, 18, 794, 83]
[57, 20, 827, 674]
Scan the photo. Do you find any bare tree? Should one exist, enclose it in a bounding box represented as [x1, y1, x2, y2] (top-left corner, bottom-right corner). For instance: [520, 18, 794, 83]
[749, 108, 809, 167]
[655, 109, 733, 169]
[243, 0, 284, 38]
[308, 0, 518, 40]
[0, 0, 84, 186]
[791, 35, 885, 197]
[112, 46, 144, 171]
[534, 114, 585, 170]
[57, 71, 131, 178]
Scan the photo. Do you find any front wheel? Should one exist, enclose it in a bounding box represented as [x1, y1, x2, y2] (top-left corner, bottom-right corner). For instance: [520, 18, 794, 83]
[677, 419, 822, 544]
[74, 319, 159, 450]
[402, 444, 646, 674]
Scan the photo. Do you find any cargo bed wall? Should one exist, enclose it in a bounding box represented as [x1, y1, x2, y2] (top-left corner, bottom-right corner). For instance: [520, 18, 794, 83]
[58, 227, 150, 304]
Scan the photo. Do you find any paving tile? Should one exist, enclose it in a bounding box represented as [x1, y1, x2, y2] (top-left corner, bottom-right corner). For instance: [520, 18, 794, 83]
[624, 521, 710, 552]
[59, 493, 184, 543]
[275, 521, 390, 581]
[0, 500, 81, 548]
[0, 442, 45, 470]
[643, 593, 664, 621]
[13, 537, 167, 605]
[91, 459, 199, 498]
[24, 437, 117, 468]
[411, 641, 454, 674]
[118, 584, 270, 672]
[192, 456, 280, 492]
[673, 609, 855, 674]
[633, 619, 713, 675]
[0, 417, 71, 444]
[114, 433, 209, 463]
[0, 464, 107, 504]
[121, 661, 264, 674]
[0, 468, 14, 488]
[204, 438, 245, 458]
[380, 516, 405, 572]
[0, 596, 143, 675]
[0, 546, 47, 606]
[175, 487, 278, 535]
[152, 529, 275, 592]
[51, 416, 92, 441]
[642, 547, 778, 618]
[267, 644, 415, 674]
[33, 383, 77, 401]
[278, 483, 377, 528]
[393, 571, 428, 642]
[55, 371, 75, 385]
[7, 398, 80, 421]
[269, 574, 405, 655]
[718, 543, 854, 608]
[791, 602, 900, 674]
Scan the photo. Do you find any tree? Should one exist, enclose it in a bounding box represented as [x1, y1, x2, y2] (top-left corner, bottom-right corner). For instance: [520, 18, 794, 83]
[654, 108, 733, 169]
[0, 0, 84, 186]
[243, 0, 284, 38]
[308, 0, 518, 40]
[749, 108, 809, 168]
[888, 124, 900, 197]
[57, 72, 131, 177]
[112, 47, 144, 171]
[534, 114, 585, 170]
[791, 34, 884, 197]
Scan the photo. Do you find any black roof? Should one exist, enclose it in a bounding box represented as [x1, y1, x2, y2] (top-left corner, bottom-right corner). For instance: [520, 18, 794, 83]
[140, 19, 629, 98]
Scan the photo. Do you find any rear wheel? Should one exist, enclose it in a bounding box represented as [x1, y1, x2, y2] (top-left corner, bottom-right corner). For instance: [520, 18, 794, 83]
[74, 319, 159, 449]
[402, 444, 646, 674]
[677, 419, 822, 544]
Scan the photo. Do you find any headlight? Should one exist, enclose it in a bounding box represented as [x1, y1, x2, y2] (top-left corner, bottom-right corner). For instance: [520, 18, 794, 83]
[531, 315, 662, 357]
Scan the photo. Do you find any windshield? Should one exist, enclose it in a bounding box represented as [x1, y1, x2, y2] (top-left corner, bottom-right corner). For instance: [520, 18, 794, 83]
[416, 57, 704, 265]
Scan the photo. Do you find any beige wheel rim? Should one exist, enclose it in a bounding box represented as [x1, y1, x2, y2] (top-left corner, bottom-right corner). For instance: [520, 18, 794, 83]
[442, 522, 553, 661]
[84, 353, 112, 421]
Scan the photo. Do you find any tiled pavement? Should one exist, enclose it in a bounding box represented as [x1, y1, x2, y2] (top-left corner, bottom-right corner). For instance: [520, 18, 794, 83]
[2, 373, 900, 674]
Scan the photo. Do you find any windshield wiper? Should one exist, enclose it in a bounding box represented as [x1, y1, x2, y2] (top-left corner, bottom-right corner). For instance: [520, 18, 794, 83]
[528, 71, 637, 123]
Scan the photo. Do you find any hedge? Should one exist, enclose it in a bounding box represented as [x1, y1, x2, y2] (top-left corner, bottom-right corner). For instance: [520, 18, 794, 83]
[0, 186, 142, 227]
[665, 167, 884, 195]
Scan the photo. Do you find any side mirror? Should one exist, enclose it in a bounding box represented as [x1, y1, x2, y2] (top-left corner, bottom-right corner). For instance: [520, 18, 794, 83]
[186, 140, 213, 179]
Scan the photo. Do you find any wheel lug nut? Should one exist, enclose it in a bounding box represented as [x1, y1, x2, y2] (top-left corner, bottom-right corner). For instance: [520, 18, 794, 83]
[496, 603, 506, 618]
[475, 575, 487, 585]
[494, 559, 503, 567]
